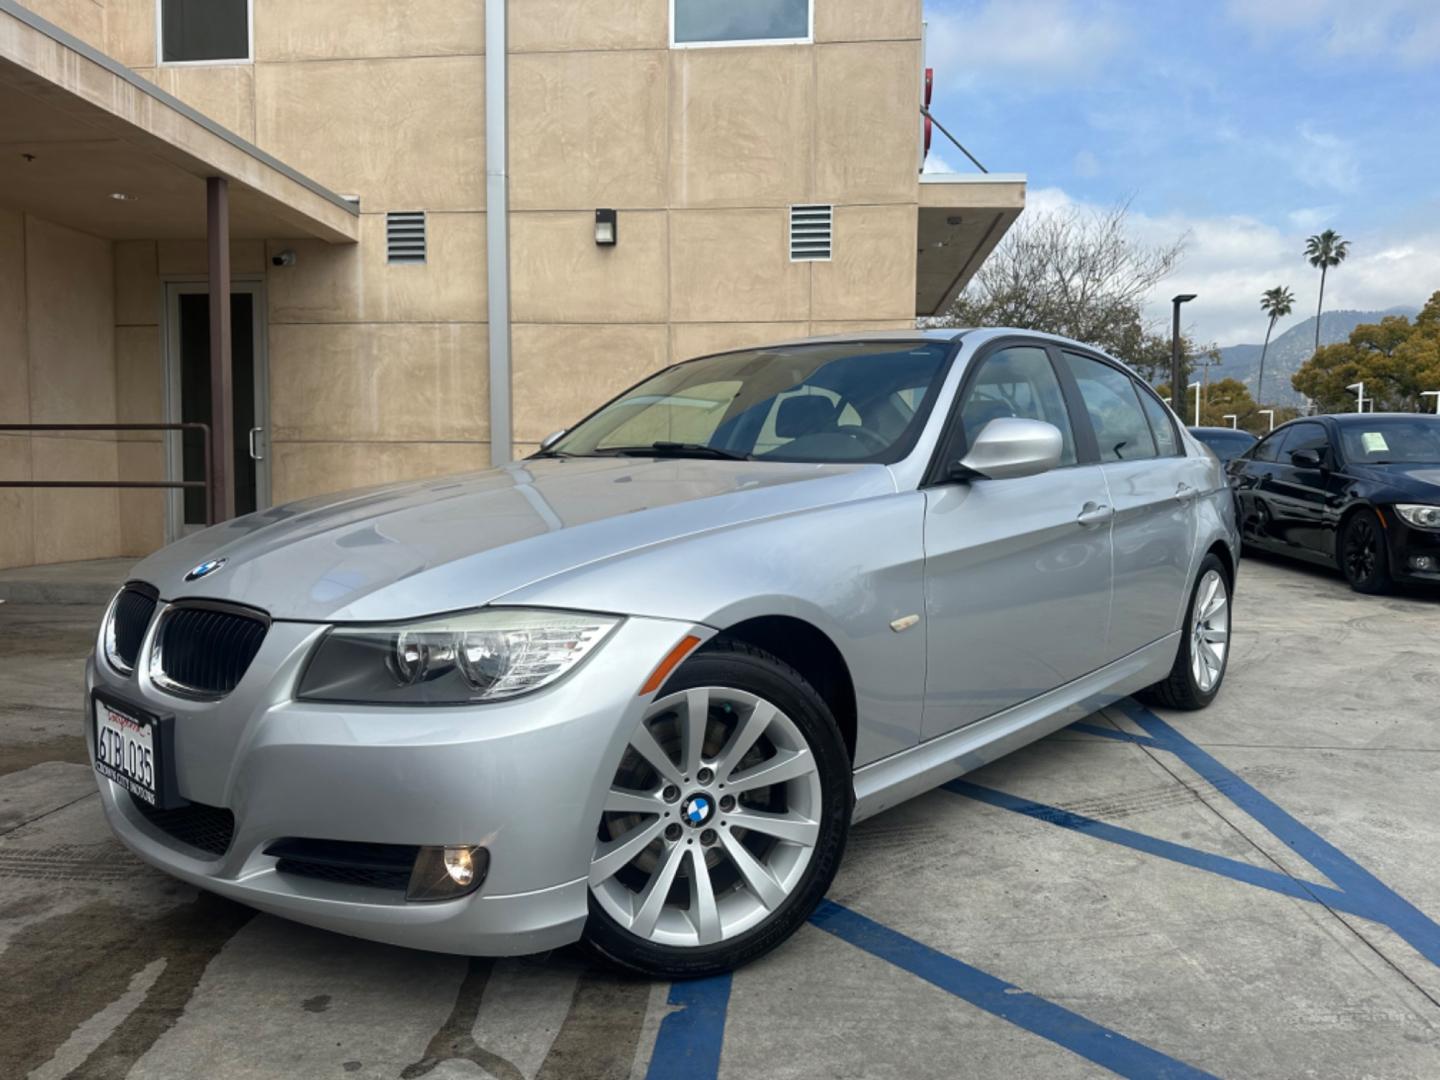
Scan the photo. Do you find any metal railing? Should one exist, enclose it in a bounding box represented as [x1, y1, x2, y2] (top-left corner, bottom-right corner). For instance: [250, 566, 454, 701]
[0, 423, 214, 525]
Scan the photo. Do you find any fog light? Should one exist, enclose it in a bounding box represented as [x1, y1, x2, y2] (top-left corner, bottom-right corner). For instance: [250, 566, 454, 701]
[1409, 555, 1436, 572]
[407, 844, 488, 902]
[444, 846, 474, 885]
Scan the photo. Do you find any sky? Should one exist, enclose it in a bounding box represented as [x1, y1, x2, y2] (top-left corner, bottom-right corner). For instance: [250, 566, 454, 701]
[921, 0, 1440, 347]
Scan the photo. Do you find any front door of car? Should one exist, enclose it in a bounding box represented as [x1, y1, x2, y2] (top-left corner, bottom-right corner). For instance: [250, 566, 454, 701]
[920, 343, 1114, 740]
[1232, 428, 1288, 544]
[1264, 422, 1339, 557]
[1058, 351, 1197, 658]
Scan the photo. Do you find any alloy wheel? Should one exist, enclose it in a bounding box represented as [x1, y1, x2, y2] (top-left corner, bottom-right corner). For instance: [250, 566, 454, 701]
[1190, 569, 1229, 693]
[590, 687, 823, 948]
[1344, 517, 1378, 583]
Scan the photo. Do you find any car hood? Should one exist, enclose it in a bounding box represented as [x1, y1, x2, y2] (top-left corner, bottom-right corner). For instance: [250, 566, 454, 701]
[1348, 463, 1440, 497]
[131, 457, 894, 621]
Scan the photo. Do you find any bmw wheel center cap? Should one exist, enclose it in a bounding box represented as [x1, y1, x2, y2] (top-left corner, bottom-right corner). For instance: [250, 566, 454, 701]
[681, 793, 714, 828]
[184, 557, 227, 582]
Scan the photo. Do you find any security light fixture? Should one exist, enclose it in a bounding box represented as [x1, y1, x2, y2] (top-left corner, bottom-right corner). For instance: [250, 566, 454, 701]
[1223, 414, 1238, 429]
[109, 192, 137, 201]
[1188, 381, 1202, 427]
[1346, 381, 1366, 413]
[1422, 390, 1440, 414]
[1260, 409, 1275, 431]
[595, 208, 617, 247]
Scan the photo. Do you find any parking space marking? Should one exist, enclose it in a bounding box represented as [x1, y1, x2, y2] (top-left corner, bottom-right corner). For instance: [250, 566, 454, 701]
[810, 900, 1218, 1079]
[645, 973, 732, 1080]
[954, 699, 1440, 972]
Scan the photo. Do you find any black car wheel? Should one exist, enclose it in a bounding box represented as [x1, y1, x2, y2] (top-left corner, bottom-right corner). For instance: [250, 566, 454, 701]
[1340, 509, 1393, 594]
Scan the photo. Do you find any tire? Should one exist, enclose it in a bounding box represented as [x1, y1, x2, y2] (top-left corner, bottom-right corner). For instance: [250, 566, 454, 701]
[583, 638, 851, 979]
[1339, 508, 1393, 595]
[1144, 553, 1231, 711]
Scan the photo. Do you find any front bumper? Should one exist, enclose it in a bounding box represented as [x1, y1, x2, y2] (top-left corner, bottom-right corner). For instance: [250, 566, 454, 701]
[1385, 516, 1440, 584]
[86, 612, 710, 956]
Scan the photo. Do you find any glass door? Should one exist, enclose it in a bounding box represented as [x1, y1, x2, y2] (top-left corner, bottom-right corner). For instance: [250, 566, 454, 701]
[163, 281, 270, 539]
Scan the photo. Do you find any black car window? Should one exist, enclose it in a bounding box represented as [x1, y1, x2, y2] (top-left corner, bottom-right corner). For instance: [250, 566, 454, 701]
[1192, 430, 1256, 461]
[957, 346, 1077, 466]
[1061, 352, 1158, 462]
[1280, 422, 1330, 464]
[1252, 430, 1286, 463]
[1136, 385, 1181, 456]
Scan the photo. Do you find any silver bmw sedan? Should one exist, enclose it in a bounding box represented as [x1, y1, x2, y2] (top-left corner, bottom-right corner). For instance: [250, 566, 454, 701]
[87, 330, 1238, 977]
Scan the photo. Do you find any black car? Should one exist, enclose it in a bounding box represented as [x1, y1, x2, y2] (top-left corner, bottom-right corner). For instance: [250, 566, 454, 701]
[1227, 413, 1440, 593]
[1189, 426, 1258, 463]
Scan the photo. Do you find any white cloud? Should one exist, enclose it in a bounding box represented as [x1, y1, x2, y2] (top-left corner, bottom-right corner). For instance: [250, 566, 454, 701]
[922, 152, 959, 174]
[1224, 0, 1440, 65]
[1018, 186, 1440, 347]
[1294, 124, 1361, 194]
[1073, 149, 1101, 178]
[1287, 205, 1340, 231]
[926, 0, 1128, 88]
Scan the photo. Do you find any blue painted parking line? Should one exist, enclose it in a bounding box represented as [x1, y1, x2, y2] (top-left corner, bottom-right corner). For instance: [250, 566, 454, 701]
[952, 698, 1440, 969]
[645, 973, 733, 1080]
[811, 900, 1218, 1080]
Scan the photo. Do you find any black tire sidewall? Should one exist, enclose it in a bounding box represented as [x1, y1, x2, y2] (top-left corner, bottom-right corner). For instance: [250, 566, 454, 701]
[1341, 509, 1391, 593]
[1178, 553, 1230, 707]
[583, 642, 852, 979]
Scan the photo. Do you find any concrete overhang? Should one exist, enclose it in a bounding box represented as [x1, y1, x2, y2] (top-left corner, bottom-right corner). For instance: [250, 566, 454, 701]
[916, 172, 1025, 317]
[0, 0, 358, 243]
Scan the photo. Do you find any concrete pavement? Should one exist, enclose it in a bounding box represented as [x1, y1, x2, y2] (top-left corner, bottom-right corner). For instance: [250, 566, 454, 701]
[2, 555, 1438, 1078]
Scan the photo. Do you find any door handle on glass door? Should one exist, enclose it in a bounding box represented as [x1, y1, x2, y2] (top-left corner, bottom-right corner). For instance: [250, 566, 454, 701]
[249, 427, 265, 461]
[1077, 502, 1113, 527]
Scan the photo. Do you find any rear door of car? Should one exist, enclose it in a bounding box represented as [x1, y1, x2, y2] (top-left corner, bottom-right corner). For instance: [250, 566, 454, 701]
[1058, 350, 1198, 658]
[920, 338, 1114, 740]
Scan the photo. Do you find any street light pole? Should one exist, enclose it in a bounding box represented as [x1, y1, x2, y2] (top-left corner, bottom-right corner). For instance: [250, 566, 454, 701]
[1188, 381, 1202, 426]
[1423, 390, 1440, 414]
[1346, 381, 1366, 413]
[1223, 414, 1238, 429]
[1259, 409, 1275, 432]
[1171, 293, 1197, 399]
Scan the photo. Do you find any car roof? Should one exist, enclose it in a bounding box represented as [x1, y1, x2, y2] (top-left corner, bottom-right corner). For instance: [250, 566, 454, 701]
[1189, 426, 1256, 435]
[1313, 412, 1440, 426]
[733, 327, 1132, 358]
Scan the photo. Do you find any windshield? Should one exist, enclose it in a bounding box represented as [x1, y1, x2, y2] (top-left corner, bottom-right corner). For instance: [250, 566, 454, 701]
[1339, 417, 1440, 465]
[547, 342, 954, 463]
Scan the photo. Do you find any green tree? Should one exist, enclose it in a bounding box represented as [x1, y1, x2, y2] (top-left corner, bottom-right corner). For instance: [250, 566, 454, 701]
[1292, 292, 1440, 412]
[1156, 377, 1258, 429]
[1256, 285, 1295, 403]
[1305, 230, 1350, 354]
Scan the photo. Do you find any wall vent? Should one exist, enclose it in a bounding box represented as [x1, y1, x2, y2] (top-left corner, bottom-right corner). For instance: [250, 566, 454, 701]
[386, 211, 427, 264]
[789, 204, 832, 262]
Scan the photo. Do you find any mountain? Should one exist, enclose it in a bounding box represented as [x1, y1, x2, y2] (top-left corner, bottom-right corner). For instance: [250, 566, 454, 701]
[1207, 307, 1419, 407]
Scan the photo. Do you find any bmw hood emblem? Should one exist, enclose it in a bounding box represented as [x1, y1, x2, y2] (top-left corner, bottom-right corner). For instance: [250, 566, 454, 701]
[184, 557, 227, 582]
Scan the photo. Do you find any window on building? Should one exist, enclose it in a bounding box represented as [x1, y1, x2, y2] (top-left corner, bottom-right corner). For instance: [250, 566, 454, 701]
[672, 0, 811, 46]
[160, 0, 251, 64]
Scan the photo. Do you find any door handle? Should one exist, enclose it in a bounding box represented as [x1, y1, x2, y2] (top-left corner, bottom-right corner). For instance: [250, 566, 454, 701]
[1077, 502, 1113, 527]
[248, 426, 265, 462]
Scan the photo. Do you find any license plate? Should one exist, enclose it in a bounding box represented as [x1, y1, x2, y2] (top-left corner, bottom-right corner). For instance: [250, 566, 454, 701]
[94, 698, 166, 806]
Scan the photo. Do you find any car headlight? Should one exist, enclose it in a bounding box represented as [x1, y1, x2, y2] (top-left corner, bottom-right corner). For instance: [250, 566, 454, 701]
[1395, 504, 1440, 530]
[297, 608, 621, 705]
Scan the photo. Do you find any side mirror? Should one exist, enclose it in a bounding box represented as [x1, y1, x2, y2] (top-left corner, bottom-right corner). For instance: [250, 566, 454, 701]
[1290, 448, 1323, 470]
[540, 429, 567, 451]
[951, 417, 1064, 481]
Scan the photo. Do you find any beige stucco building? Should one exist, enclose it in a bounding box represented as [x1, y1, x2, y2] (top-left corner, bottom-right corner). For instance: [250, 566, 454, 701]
[0, 0, 1024, 570]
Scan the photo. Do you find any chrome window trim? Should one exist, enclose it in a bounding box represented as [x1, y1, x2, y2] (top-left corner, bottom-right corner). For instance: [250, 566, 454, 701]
[148, 598, 272, 701]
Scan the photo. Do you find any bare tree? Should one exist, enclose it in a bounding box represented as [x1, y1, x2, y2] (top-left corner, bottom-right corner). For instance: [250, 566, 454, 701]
[935, 200, 1188, 372]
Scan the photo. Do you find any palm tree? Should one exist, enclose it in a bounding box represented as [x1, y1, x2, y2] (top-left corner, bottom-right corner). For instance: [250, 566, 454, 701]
[1256, 285, 1295, 403]
[1305, 230, 1350, 353]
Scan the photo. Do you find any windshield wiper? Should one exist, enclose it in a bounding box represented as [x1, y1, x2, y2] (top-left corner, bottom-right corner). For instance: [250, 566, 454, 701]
[603, 442, 752, 461]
